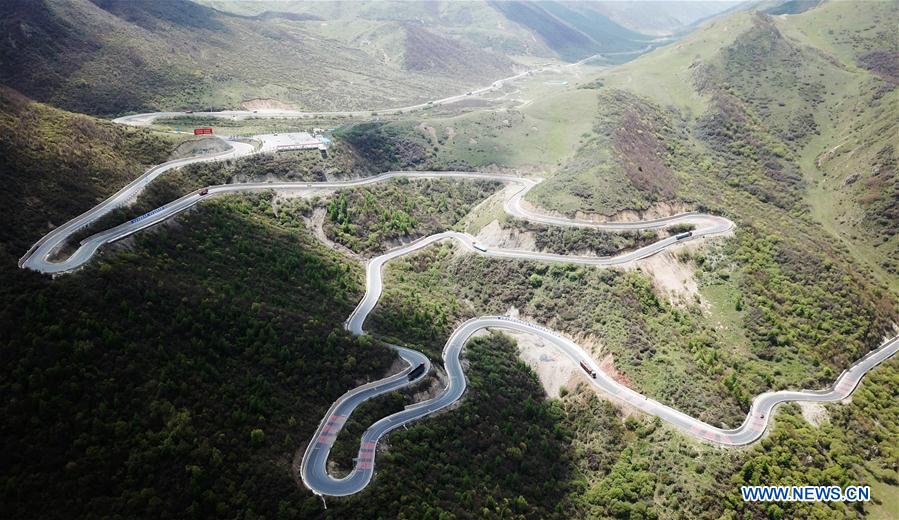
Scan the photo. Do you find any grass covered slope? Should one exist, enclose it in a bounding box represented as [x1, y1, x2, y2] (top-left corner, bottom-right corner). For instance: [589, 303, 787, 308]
[598, 0, 899, 289]
[525, 2, 899, 378]
[530, 89, 683, 216]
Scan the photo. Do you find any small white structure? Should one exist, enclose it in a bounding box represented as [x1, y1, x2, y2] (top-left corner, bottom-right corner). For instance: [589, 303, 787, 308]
[258, 132, 330, 153]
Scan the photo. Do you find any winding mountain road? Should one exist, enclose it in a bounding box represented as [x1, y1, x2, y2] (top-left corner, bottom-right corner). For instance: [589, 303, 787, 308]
[18, 139, 257, 273]
[21, 138, 899, 498]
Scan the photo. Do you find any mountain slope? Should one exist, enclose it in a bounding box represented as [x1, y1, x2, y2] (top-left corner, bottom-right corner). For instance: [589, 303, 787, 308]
[599, 0, 899, 288]
[0, 85, 401, 519]
[202, 0, 663, 63]
[503, 0, 899, 420]
[347, 4, 899, 516]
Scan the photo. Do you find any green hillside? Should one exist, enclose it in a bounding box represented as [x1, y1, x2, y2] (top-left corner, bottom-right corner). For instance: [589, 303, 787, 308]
[516, 2, 899, 391]
[524, 1, 898, 282]
[597, 1, 899, 290]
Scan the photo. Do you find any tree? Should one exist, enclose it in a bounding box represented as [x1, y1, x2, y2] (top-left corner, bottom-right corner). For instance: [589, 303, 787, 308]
[250, 428, 265, 447]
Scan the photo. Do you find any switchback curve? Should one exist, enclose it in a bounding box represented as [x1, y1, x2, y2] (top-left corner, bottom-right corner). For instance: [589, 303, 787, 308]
[19, 142, 898, 498]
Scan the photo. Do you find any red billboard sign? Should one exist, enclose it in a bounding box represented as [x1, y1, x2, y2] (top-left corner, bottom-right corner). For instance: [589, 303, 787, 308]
[193, 128, 213, 135]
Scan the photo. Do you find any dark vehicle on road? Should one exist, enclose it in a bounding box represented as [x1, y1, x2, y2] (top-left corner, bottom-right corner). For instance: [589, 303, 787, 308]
[675, 231, 693, 240]
[408, 363, 426, 381]
[580, 361, 597, 379]
[199, 188, 209, 196]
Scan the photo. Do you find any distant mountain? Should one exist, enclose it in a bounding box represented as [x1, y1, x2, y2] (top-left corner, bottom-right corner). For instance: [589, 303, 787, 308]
[201, 0, 677, 61]
[0, 0, 517, 116]
[487, 0, 655, 61]
[0, 0, 751, 117]
[585, 1, 748, 36]
[764, 0, 822, 15]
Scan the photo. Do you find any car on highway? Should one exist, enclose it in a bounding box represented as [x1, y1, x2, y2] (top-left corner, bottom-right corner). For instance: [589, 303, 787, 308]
[408, 363, 425, 381]
[580, 361, 597, 378]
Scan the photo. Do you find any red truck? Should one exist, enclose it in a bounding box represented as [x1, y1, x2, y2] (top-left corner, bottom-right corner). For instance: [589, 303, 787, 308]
[193, 127, 213, 135]
[580, 361, 597, 379]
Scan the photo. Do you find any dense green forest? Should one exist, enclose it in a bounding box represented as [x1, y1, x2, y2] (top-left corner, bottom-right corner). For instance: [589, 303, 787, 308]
[0, 194, 403, 519]
[0, 91, 400, 517]
[503, 218, 688, 257]
[324, 178, 501, 254]
[328, 333, 580, 519]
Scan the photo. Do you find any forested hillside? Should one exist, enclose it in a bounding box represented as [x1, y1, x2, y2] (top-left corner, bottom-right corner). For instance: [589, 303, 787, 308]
[321, 232, 899, 518]
[0, 86, 179, 255]
[323, 178, 501, 254]
[0, 88, 399, 518]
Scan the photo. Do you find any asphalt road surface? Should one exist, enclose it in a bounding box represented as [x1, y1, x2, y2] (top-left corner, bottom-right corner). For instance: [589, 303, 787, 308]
[21, 139, 899, 498]
[18, 138, 257, 273]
